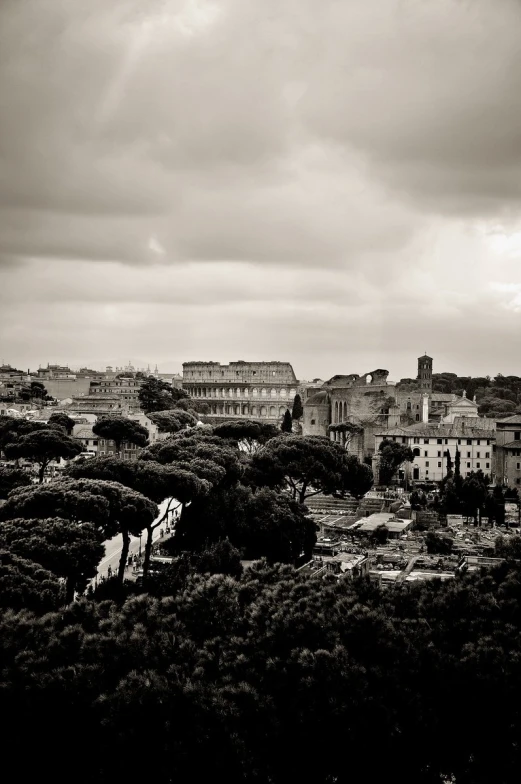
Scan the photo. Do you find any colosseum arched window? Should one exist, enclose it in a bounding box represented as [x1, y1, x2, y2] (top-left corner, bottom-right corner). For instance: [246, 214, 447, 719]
[252, 388, 258, 398]
[279, 406, 285, 416]
[280, 389, 287, 398]
[261, 388, 267, 397]
[270, 406, 276, 416]
[260, 406, 267, 416]
[270, 389, 277, 398]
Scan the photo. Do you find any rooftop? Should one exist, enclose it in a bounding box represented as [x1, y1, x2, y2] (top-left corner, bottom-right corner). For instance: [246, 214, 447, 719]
[497, 415, 521, 425]
[376, 421, 495, 439]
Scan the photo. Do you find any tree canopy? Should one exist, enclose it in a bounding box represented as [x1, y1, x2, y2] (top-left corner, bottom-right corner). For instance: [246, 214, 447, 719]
[0, 517, 104, 602]
[212, 419, 279, 454]
[249, 435, 371, 503]
[0, 465, 32, 499]
[48, 412, 76, 435]
[2, 562, 521, 783]
[0, 478, 157, 581]
[377, 440, 414, 485]
[0, 549, 63, 612]
[0, 416, 59, 450]
[92, 416, 149, 452]
[64, 455, 211, 580]
[147, 409, 198, 434]
[138, 377, 189, 413]
[3, 428, 82, 482]
[176, 484, 317, 562]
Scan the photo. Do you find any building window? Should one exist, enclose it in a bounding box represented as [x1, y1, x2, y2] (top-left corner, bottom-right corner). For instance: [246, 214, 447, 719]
[437, 451, 441, 457]
[413, 437, 420, 444]
[515, 431, 521, 441]
[424, 439, 429, 444]
[517, 463, 521, 470]
[311, 419, 316, 425]
[467, 462, 471, 468]
[413, 448, 420, 457]
[402, 437, 406, 444]
[477, 463, 480, 468]
[467, 439, 472, 445]
[458, 439, 462, 445]
[438, 462, 442, 468]
[467, 452, 471, 458]
[437, 438, 442, 444]
[487, 439, 491, 445]
[445, 438, 448, 444]
[424, 451, 428, 457]
[415, 415, 420, 421]
[425, 461, 429, 467]
[486, 463, 490, 469]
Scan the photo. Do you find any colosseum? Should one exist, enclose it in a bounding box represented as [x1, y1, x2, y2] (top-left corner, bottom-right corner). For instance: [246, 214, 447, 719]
[182, 361, 299, 425]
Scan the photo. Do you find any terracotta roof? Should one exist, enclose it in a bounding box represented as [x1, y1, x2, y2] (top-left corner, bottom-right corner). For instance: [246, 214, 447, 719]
[502, 440, 521, 449]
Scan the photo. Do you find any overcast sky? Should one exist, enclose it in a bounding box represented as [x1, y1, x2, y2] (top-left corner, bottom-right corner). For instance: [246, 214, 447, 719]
[1, 0, 520, 381]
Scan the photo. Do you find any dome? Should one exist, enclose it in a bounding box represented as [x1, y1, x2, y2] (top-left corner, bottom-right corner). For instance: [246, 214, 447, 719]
[305, 391, 329, 406]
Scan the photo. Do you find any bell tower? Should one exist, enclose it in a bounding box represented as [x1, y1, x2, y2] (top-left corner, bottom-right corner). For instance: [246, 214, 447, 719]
[417, 354, 433, 393]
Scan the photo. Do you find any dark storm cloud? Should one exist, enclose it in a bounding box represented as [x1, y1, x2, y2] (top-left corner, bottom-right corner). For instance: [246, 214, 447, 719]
[0, 0, 519, 376]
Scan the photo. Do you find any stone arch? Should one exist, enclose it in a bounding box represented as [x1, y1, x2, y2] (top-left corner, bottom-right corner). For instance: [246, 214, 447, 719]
[334, 401, 339, 422]
[271, 388, 277, 398]
[280, 388, 287, 398]
[236, 388, 241, 397]
[252, 405, 258, 416]
[242, 404, 249, 415]
[413, 447, 420, 457]
[365, 374, 373, 384]
[261, 388, 267, 397]
[279, 406, 285, 416]
[289, 388, 296, 397]
[235, 404, 241, 415]
[252, 388, 258, 397]
[270, 406, 276, 416]
[260, 406, 267, 416]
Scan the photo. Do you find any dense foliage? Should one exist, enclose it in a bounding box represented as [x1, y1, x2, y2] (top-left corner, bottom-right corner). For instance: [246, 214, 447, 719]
[1, 562, 521, 783]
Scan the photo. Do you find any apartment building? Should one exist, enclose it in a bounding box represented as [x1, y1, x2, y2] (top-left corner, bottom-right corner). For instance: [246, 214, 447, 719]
[374, 420, 496, 483]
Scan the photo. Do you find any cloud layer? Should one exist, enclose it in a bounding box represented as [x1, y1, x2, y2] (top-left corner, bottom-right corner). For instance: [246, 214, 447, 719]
[0, 0, 520, 378]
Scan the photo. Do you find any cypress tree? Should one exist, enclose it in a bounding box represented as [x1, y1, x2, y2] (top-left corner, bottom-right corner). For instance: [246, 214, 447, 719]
[281, 409, 293, 433]
[291, 394, 304, 421]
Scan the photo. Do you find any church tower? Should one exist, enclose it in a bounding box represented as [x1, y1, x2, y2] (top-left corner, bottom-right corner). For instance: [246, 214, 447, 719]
[417, 354, 433, 393]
